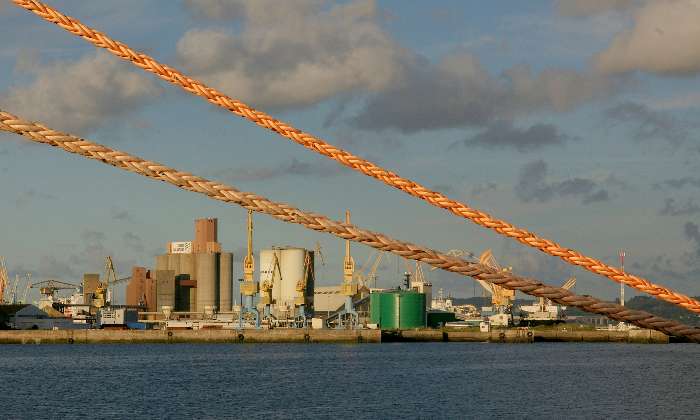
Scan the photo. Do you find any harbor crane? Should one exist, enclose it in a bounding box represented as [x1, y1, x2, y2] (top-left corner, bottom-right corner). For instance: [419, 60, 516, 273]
[93, 257, 131, 308]
[336, 210, 359, 329]
[294, 252, 313, 327]
[478, 249, 515, 311]
[32, 279, 79, 299]
[240, 209, 260, 328]
[260, 251, 281, 322]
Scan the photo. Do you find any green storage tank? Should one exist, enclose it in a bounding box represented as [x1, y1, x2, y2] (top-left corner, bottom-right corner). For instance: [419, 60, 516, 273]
[370, 291, 426, 329]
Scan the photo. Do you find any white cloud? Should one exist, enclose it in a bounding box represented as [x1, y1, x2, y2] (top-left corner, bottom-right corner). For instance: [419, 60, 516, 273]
[353, 53, 615, 133]
[178, 0, 406, 110]
[2, 51, 161, 134]
[596, 0, 700, 75]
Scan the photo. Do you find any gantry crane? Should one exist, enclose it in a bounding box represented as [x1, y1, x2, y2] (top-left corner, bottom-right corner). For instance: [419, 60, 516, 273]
[240, 209, 260, 328]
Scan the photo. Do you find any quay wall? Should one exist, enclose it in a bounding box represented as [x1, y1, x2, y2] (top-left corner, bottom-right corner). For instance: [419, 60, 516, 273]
[0, 329, 380, 344]
[0, 328, 670, 344]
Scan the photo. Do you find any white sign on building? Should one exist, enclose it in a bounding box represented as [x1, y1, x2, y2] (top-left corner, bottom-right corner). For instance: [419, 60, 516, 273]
[169, 241, 193, 254]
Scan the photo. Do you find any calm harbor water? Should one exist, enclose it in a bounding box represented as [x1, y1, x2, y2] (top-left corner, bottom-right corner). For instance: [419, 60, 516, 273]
[0, 343, 697, 419]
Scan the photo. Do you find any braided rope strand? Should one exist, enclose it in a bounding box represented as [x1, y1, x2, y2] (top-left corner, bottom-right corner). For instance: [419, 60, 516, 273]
[11, 0, 698, 314]
[1, 110, 698, 342]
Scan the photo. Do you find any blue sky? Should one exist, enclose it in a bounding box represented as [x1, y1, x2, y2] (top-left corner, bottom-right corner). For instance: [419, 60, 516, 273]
[1, 0, 699, 304]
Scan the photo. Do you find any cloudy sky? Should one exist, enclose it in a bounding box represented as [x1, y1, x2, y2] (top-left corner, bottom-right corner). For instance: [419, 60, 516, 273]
[1, 0, 699, 304]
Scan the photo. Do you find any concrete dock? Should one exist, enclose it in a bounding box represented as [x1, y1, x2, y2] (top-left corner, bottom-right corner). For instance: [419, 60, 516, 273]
[0, 328, 672, 344]
[0, 329, 381, 344]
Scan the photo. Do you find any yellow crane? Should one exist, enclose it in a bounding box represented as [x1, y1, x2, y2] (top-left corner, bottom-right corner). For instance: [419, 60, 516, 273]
[90, 256, 132, 308]
[342, 210, 356, 295]
[93, 256, 118, 309]
[240, 209, 260, 327]
[295, 251, 314, 325]
[337, 210, 359, 328]
[478, 250, 515, 309]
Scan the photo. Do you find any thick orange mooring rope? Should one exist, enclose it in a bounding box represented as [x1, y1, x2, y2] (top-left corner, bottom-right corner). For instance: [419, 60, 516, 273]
[11, 0, 700, 314]
[1, 109, 699, 342]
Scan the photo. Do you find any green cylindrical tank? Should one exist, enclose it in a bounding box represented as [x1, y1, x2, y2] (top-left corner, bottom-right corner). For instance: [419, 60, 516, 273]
[370, 291, 426, 329]
[399, 292, 426, 329]
[370, 293, 382, 325]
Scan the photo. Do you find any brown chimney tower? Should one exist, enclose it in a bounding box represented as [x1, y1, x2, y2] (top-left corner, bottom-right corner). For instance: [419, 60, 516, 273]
[193, 218, 220, 253]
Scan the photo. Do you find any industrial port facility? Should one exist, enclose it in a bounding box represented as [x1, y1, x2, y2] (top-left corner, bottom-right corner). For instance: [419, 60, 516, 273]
[2, 0, 700, 350]
[0, 212, 651, 342]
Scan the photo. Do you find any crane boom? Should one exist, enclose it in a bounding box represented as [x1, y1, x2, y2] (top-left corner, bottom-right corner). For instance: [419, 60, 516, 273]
[562, 277, 576, 290]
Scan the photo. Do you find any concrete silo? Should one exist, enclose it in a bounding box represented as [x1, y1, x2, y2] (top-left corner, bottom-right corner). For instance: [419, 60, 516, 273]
[219, 252, 233, 312]
[195, 252, 218, 313]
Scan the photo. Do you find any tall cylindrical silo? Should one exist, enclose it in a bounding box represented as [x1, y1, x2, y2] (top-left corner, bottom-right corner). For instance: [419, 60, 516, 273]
[155, 254, 169, 271]
[167, 253, 179, 273]
[219, 252, 233, 312]
[180, 253, 195, 281]
[280, 248, 306, 309]
[196, 253, 218, 312]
